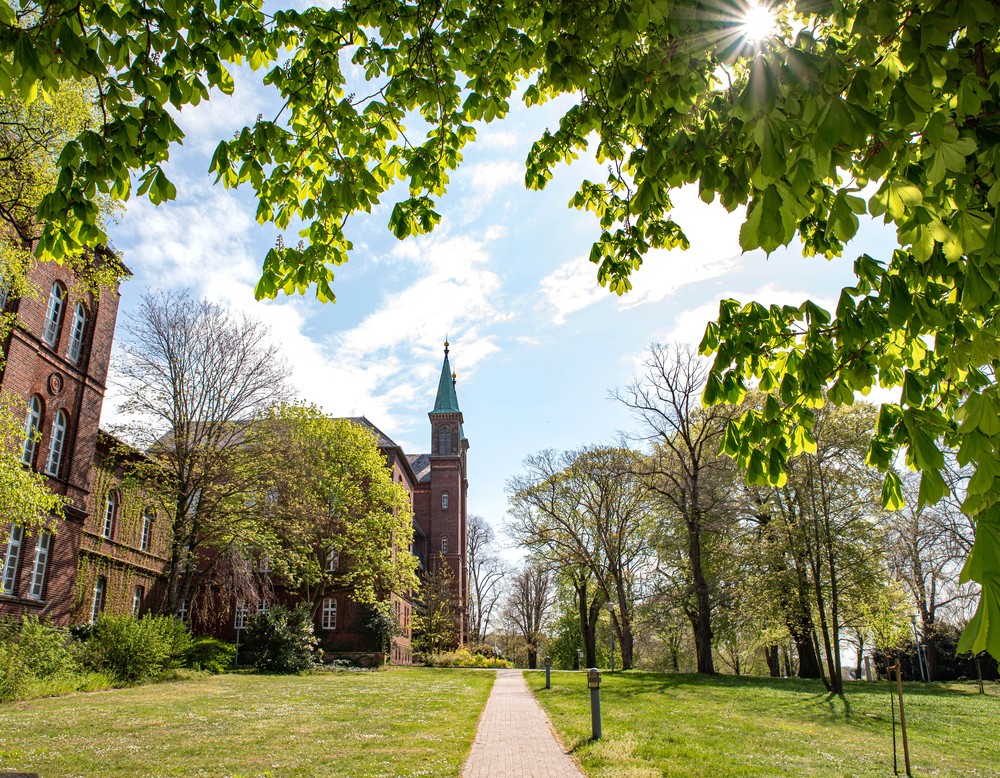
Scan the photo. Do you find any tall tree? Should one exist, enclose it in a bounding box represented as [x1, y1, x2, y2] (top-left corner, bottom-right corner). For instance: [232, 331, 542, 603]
[466, 513, 507, 645]
[507, 447, 654, 670]
[503, 561, 555, 669]
[113, 290, 288, 614]
[252, 405, 418, 617]
[616, 343, 734, 674]
[412, 556, 459, 656]
[889, 468, 977, 680]
[9, 2, 1000, 656]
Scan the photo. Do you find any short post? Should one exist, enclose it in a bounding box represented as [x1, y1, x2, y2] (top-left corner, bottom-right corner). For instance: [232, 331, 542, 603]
[545, 655, 552, 689]
[576, 649, 583, 671]
[588, 667, 602, 740]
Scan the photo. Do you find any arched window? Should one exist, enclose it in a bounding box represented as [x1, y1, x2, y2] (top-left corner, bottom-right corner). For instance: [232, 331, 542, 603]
[438, 426, 452, 455]
[45, 410, 67, 477]
[21, 395, 42, 465]
[66, 302, 87, 363]
[41, 283, 66, 347]
[1, 524, 24, 595]
[441, 491, 449, 510]
[102, 492, 118, 539]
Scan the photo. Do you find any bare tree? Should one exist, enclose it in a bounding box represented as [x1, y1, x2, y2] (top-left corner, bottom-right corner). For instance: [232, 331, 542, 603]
[890, 465, 977, 680]
[614, 343, 734, 674]
[507, 446, 655, 670]
[466, 514, 507, 644]
[503, 561, 556, 669]
[113, 290, 288, 615]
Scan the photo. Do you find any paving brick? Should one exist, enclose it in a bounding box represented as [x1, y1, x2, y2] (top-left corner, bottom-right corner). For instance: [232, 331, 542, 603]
[463, 670, 584, 778]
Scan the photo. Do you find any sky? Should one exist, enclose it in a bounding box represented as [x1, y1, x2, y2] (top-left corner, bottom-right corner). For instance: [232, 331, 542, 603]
[100, 59, 901, 556]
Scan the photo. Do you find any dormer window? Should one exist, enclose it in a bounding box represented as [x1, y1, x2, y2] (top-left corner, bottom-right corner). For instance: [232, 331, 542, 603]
[42, 283, 66, 347]
[66, 302, 87, 362]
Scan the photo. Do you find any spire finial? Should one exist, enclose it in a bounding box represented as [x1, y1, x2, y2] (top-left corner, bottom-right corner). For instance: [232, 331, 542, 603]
[452, 371, 457, 387]
[444, 336, 449, 356]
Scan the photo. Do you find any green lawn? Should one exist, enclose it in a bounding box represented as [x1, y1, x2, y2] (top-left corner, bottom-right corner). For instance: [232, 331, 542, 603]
[527, 670, 1000, 777]
[0, 667, 494, 777]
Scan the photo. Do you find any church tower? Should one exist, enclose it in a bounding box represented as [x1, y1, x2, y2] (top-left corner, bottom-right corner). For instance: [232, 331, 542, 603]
[428, 341, 469, 643]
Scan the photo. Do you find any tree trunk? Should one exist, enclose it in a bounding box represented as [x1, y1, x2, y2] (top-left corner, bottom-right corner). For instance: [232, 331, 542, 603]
[527, 649, 537, 669]
[687, 518, 715, 674]
[765, 645, 781, 677]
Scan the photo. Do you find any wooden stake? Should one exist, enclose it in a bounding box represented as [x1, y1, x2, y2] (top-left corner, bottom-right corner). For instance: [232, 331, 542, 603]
[892, 660, 912, 777]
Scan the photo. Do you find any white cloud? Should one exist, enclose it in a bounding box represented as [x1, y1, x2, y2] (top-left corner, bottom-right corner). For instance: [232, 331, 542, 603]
[537, 185, 748, 323]
[537, 257, 609, 325]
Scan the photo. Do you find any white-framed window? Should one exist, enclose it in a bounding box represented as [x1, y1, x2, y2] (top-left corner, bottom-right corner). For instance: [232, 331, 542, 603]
[102, 492, 118, 539]
[1, 524, 24, 595]
[177, 599, 189, 623]
[234, 600, 248, 629]
[45, 409, 67, 477]
[41, 282, 66, 347]
[326, 546, 339, 572]
[258, 554, 269, 573]
[441, 535, 448, 554]
[140, 510, 153, 552]
[28, 531, 51, 600]
[0, 275, 9, 310]
[91, 575, 106, 622]
[321, 597, 337, 630]
[132, 585, 145, 615]
[66, 302, 87, 363]
[441, 491, 449, 510]
[21, 395, 42, 465]
[257, 600, 269, 615]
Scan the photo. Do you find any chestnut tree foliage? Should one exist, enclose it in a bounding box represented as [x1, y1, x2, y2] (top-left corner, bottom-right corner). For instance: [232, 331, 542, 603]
[4, 0, 1000, 654]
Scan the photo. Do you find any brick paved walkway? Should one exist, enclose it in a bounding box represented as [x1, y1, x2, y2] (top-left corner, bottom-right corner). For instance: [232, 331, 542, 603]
[462, 669, 584, 778]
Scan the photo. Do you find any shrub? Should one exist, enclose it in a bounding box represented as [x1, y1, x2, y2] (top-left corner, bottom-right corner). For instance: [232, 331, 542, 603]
[243, 603, 320, 673]
[0, 641, 29, 702]
[421, 648, 513, 668]
[183, 637, 236, 673]
[0, 616, 81, 702]
[81, 614, 192, 684]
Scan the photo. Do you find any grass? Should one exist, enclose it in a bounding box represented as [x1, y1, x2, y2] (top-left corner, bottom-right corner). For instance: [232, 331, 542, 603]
[0, 667, 495, 777]
[526, 670, 1000, 777]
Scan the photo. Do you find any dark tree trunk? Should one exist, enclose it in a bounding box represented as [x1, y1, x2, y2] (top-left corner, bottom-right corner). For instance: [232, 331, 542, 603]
[790, 619, 823, 678]
[765, 645, 781, 678]
[527, 649, 537, 669]
[688, 519, 715, 674]
[575, 579, 605, 669]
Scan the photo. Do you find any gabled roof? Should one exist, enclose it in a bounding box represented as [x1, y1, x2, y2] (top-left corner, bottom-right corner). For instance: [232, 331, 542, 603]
[345, 416, 398, 449]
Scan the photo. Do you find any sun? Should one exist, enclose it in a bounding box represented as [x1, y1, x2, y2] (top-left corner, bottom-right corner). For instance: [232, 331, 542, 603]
[741, 3, 777, 43]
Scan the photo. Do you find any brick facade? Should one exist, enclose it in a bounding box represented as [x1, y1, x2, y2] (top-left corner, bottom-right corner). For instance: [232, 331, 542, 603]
[1, 261, 470, 666]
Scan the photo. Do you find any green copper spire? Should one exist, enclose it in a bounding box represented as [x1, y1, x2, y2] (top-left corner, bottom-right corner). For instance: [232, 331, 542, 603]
[431, 340, 461, 414]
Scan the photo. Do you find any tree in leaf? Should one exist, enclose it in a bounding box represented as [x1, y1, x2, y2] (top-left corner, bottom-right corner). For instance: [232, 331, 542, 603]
[251, 405, 418, 619]
[412, 555, 459, 657]
[7, 1, 1000, 655]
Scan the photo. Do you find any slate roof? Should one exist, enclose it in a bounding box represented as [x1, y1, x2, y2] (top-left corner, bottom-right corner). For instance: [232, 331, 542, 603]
[407, 453, 432, 483]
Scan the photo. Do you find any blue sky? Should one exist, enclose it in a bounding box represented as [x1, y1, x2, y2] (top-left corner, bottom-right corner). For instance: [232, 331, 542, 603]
[101, 64, 900, 553]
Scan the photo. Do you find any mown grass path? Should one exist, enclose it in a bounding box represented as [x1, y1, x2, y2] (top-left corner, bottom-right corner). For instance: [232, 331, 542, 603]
[0, 667, 494, 777]
[527, 671, 999, 777]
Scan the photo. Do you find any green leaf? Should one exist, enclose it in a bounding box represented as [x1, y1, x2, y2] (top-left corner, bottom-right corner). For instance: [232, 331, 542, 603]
[881, 471, 905, 511]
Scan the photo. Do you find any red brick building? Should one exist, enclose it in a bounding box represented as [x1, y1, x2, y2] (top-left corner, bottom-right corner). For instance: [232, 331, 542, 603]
[0, 257, 123, 623]
[1, 260, 470, 665]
